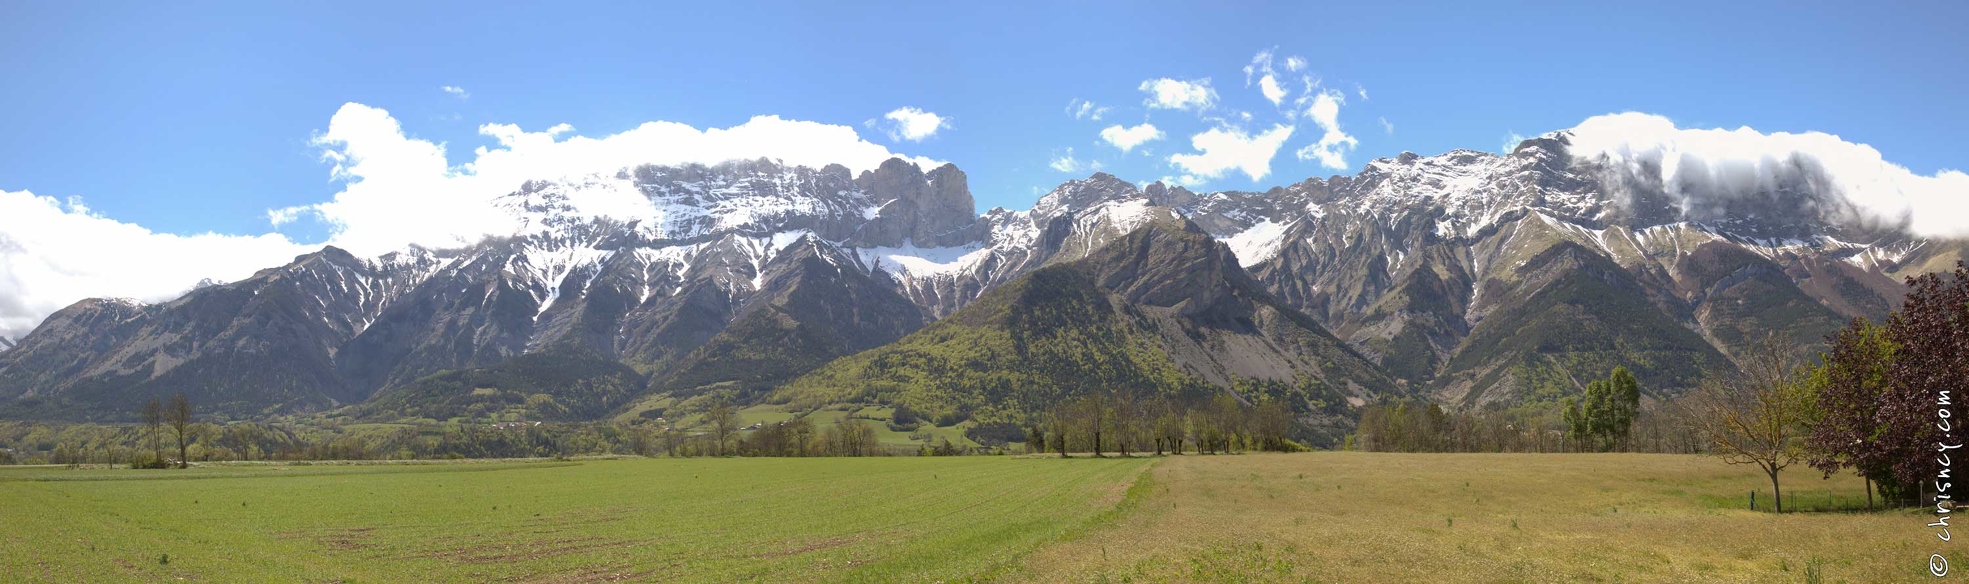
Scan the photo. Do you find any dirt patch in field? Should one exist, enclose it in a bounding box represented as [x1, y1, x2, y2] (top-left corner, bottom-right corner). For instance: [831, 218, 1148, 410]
[279, 526, 379, 552]
[520, 506, 633, 534]
[514, 565, 659, 583]
[753, 529, 908, 560]
[1093, 477, 1133, 507]
[754, 536, 858, 559]
[429, 535, 650, 565]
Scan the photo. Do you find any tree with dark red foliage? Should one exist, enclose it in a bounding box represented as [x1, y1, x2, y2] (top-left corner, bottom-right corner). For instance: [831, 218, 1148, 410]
[1805, 318, 1903, 506]
[1879, 263, 1969, 502]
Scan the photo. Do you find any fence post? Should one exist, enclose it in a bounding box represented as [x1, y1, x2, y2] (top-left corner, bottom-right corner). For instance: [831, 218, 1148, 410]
[1749, 490, 1756, 511]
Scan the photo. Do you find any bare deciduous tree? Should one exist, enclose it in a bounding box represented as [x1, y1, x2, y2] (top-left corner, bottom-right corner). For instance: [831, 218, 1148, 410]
[165, 393, 194, 469]
[707, 400, 740, 456]
[141, 398, 165, 467]
[1686, 335, 1815, 512]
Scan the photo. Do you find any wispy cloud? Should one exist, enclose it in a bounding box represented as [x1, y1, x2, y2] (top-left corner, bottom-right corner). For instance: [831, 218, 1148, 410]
[1500, 132, 1527, 154]
[1244, 49, 1293, 106]
[441, 85, 469, 99]
[1049, 147, 1100, 173]
[1067, 98, 1111, 121]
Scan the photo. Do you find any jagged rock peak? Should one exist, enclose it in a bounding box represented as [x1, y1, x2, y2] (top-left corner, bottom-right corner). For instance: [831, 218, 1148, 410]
[1034, 172, 1143, 217]
[848, 158, 982, 247]
[1142, 181, 1198, 208]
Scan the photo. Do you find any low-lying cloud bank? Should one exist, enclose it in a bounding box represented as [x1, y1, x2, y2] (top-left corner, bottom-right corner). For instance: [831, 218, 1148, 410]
[0, 104, 936, 340]
[0, 192, 313, 340]
[284, 103, 941, 256]
[1563, 112, 1969, 238]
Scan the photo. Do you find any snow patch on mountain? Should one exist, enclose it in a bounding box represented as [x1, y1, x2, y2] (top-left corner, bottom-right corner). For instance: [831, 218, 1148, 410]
[1224, 219, 1293, 267]
[511, 243, 615, 316]
[857, 242, 991, 279]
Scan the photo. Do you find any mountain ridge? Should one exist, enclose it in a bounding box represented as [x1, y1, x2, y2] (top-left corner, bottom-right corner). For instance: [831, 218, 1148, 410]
[3, 137, 1962, 421]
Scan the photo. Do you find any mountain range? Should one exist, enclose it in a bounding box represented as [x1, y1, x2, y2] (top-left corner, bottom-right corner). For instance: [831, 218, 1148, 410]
[2, 132, 1960, 424]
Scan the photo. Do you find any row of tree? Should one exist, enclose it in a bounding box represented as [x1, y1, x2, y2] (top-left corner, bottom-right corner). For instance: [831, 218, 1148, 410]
[1351, 401, 1703, 455]
[691, 407, 888, 458]
[5, 415, 676, 465]
[1352, 367, 1698, 454]
[1031, 391, 1303, 457]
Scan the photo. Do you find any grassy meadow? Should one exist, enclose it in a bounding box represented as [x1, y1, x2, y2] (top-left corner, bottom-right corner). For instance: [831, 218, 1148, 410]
[1013, 452, 1921, 583]
[0, 452, 1923, 583]
[0, 456, 1147, 582]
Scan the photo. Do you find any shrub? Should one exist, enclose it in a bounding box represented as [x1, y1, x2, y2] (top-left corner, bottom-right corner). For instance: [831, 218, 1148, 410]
[965, 421, 1026, 447]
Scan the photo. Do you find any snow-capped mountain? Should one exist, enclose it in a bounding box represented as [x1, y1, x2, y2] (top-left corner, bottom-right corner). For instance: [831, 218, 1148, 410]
[2, 134, 1962, 419]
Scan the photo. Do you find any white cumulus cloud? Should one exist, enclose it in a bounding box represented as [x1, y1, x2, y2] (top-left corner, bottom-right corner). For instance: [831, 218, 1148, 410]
[1099, 123, 1164, 153]
[874, 107, 949, 142]
[1293, 89, 1358, 169]
[2, 103, 939, 339]
[441, 85, 469, 99]
[1564, 112, 1969, 238]
[1259, 75, 1287, 106]
[1139, 78, 1217, 111]
[278, 103, 941, 256]
[0, 191, 312, 340]
[1168, 124, 1295, 183]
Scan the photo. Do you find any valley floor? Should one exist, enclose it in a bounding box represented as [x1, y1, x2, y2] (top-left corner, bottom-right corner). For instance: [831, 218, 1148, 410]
[1010, 452, 1917, 583]
[0, 456, 1147, 582]
[0, 453, 1919, 582]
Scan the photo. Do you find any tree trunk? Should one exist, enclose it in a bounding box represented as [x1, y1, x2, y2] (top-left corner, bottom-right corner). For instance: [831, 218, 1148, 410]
[1092, 431, 1102, 458]
[1866, 477, 1875, 511]
[1767, 467, 1784, 513]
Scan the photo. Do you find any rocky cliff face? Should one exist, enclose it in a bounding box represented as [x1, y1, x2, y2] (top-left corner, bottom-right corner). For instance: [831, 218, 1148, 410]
[771, 218, 1394, 438]
[848, 160, 985, 248]
[3, 136, 1962, 419]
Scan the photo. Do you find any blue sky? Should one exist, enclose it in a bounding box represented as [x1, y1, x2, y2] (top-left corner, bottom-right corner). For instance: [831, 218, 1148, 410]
[1, 0, 1963, 244]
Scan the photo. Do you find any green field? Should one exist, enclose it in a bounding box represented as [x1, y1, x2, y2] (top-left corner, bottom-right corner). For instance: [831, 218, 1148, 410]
[0, 457, 1147, 582]
[0, 453, 1920, 582]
